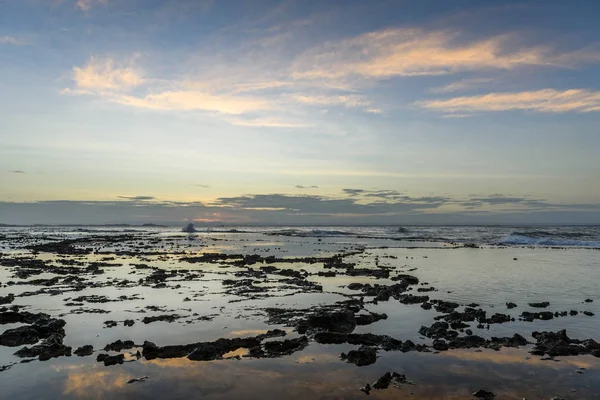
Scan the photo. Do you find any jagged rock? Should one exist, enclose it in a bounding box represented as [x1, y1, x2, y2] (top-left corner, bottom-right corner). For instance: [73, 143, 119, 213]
[74, 345, 94, 357]
[341, 346, 377, 366]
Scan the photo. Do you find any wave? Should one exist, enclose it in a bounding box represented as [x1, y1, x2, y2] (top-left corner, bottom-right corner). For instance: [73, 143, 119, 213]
[511, 230, 589, 239]
[500, 234, 600, 248]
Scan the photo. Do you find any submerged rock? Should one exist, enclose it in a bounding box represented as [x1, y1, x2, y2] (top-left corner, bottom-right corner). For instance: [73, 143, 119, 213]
[506, 302, 517, 309]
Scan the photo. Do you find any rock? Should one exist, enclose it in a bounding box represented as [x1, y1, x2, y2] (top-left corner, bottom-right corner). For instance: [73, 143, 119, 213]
[0, 326, 40, 347]
[521, 311, 554, 321]
[569, 310, 578, 316]
[97, 353, 124, 366]
[372, 372, 411, 389]
[583, 311, 594, 317]
[528, 302, 550, 308]
[398, 294, 429, 305]
[432, 339, 449, 351]
[103, 320, 118, 328]
[0, 294, 14, 305]
[142, 330, 288, 361]
[506, 302, 517, 309]
[124, 319, 135, 327]
[262, 336, 309, 357]
[472, 389, 495, 399]
[531, 329, 600, 357]
[314, 332, 348, 344]
[74, 345, 94, 357]
[585, 299, 593, 303]
[306, 310, 356, 333]
[341, 346, 377, 366]
[142, 314, 181, 324]
[432, 300, 459, 313]
[421, 302, 432, 310]
[104, 340, 135, 352]
[355, 312, 387, 326]
[419, 322, 453, 339]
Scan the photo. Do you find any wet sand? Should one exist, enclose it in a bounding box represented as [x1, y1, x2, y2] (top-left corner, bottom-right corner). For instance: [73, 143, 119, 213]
[1, 228, 599, 399]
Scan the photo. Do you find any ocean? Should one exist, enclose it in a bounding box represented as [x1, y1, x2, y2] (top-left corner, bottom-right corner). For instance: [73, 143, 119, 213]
[0, 225, 599, 399]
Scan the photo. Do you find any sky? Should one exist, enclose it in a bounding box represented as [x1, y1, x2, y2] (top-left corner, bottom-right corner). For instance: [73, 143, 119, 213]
[1, 0, 600, 225]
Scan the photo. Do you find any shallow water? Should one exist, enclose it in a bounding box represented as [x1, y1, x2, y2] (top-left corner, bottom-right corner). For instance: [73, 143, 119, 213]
[1, 227, 599, 399]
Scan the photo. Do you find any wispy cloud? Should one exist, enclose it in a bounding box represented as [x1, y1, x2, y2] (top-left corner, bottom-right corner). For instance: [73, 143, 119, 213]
[116, 91, 268, 114]
[117, 195, 155, 201]
[292, 29, 599, 80]
[418, 89, 600, 114]
[0, 36, 26, 46]
[430, 78, 495, 93]
[295, 185, 319, 189]
[76, 0, 108, 12]
[70, 57, 143, 92]
[228, 117, 306, 127]
[194, 184, 210, 188]
[9, 170, 26, 174]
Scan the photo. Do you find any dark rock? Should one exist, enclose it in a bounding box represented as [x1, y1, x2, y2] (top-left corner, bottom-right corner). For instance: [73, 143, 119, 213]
[398, 294, 429, 305]
[341, 346, 377, 366]
[432, 300, 459, 313]
[585, 299, 593, 303]
[262, 336, 309, 356]
[506, 302, 517, 309]
[520, 311, 554, 321]
[583, 311, 594, 317]
[570, 310, 579, 316]
[97, 353, 124, 366]
[314, 332, 348, 344]
[432, 339, 449, 351]
[419, 322, 452, 339]
[421, 302, 432, 310]
[0, 326, 40, 347]
[124, 319, 135, 327]
[355, 312, 387, 326]
[104, 340, 135, 352]
[0, 294, 14, 305]
[472, 389, 495, 399]
[372, 372, 410, 389]
[306, 310, 356, 333]
[528, 301, 550, 308]
[74, 345, 94, 357]
[142, 314, 181, 324]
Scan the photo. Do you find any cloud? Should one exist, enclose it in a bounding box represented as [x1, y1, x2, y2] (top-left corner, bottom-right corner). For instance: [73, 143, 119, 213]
[228, 117, 306, 127]
[115, 91, 268, 114]
[430, 78, 495, 93]
[194, 184, 210, 188]
[76, 0, 108, 12]
[295, 185, 319, 189]
[9, 170, 26, 174]
[70, 57, 143, 91]
[0, 36, 26, 46]
[64, 57, 273, 116]
[292, 94, 370, 108]
[292, 29, 599, 80]
[418, 89, 600, 114]
[117, 195, 155, 201]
